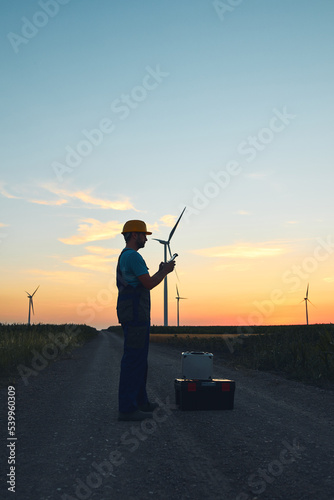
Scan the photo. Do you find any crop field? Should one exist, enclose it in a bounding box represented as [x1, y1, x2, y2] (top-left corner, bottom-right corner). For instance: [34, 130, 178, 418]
[0, 323, 98, 387]
[147, 324, 334, 387]
[2, 323, 334, 389]
[149, 332, 254, 343]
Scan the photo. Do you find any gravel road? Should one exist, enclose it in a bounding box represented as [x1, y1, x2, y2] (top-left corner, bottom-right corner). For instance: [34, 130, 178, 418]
[1, 330, 333, 500]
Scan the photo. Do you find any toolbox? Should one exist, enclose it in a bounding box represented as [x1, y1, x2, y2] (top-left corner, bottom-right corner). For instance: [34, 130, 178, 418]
[174, 378, 235, 411]
[181, 351, 213, 380]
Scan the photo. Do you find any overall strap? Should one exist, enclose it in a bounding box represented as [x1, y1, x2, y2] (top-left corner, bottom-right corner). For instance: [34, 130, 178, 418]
[116, 248, 132, 293]
[116, 249, 150, 324]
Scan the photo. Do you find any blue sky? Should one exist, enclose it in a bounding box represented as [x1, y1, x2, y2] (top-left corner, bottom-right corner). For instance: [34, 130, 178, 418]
[1, 0, 334, 327]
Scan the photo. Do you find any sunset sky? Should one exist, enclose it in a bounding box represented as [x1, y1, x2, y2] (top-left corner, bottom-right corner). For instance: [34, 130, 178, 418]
[1, 0, 334, 329]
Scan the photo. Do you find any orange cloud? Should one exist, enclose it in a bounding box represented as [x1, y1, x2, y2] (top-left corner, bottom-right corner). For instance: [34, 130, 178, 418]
[28, 198, 68, 206]
[65, 254, 117, 272]
[0, 183, 21, 199]
[70, 191, 134, 210]
[236, 210, 251, 216]
[193, 242, 287, 259]
[64, 245, 120, 272]
[44, 185, 136, 210]
[59, 219, 123, 245]
[84, 246, 120, 256]
[1, 181, 138, 211]
[159, 214, 177, 227]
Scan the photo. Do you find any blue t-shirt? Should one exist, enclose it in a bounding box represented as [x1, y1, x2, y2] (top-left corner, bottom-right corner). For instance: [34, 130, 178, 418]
[119, 249, 149, 287]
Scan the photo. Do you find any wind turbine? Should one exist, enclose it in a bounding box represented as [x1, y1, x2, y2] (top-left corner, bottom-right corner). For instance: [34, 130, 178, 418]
[300, 283, 314, 325]
[26, 286, 39, 326]
[153, 207, 186, 326]
[175, 285, 187, 327]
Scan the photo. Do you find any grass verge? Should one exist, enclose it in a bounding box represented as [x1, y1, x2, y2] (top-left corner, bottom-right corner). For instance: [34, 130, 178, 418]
[149, 324, 334, 388]
[0, 323, 98, 387]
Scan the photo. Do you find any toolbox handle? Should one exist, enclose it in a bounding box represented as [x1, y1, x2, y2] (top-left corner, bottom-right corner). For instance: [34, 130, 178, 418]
[182, 351, 213, 357]
[183, 351, 210, 355]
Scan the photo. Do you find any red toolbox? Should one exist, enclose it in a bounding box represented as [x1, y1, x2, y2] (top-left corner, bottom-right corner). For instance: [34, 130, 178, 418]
[174, 378, 235, 411]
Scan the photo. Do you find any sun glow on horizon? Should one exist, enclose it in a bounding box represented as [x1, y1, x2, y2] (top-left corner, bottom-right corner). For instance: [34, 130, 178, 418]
[1, 1, 334, 328]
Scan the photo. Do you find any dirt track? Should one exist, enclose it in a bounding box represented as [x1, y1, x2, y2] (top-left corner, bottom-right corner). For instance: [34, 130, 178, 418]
[1, 330, 333, 500]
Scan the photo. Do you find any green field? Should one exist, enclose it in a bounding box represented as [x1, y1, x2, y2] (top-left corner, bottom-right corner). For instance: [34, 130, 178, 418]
[146, 324, 334, 388]
[1, 323, 333, 389]
[0, 323, 98, 387]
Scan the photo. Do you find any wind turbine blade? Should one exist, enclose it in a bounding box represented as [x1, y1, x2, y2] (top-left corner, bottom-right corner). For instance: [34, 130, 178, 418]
[152, 238, 167, 244]
[31, 298, 34, 315]
[167, 243, 173, 259]
[167, 207, 186, 243]
[32, 285, 40, 296]
[25, 291, 31, 296]
[176, 284, 179, 298]
[307, 299, 316, 308]
[306, 283, 309, 299]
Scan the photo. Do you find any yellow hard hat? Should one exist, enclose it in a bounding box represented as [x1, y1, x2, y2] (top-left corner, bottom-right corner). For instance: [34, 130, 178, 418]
[121, 220, 152, 235]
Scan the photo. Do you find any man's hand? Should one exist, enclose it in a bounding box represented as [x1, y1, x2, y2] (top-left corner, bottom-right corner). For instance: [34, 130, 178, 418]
[139, 260, 176, 290]
[161, 260, 176, 274]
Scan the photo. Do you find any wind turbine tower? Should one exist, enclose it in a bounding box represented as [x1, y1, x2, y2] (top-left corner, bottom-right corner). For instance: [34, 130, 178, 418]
[301, 283, 313, 325]
[153, 207, 186, 326]
[26, 286, 39, 326]
[175, 285, 187, 327]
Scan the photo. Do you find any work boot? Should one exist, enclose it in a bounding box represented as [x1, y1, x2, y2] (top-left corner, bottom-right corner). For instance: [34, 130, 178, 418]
[138, 402, 159, 412]
[118, 409, 153, 421]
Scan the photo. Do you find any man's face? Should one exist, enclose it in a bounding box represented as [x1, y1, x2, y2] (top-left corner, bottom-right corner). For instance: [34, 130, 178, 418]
[135, 232, 147, 249]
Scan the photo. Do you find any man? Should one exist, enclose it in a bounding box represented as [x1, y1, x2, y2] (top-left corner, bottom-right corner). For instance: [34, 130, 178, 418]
[116, 220, 175, 421]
